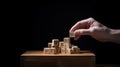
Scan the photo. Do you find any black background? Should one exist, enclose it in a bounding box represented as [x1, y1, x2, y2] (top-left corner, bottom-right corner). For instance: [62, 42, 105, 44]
[16, 0, 120, 67]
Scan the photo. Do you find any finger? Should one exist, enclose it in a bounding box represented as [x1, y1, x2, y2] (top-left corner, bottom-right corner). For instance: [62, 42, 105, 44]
[74, 29, 91, 40]
[69, 18, 92, 32]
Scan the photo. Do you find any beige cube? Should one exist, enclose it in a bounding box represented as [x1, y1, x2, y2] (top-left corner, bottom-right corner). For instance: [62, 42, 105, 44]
[44, 48, 51, 54]
[66, 48, 73, 54]
[64, 37, 70, 44]
[64, 37, 70, 48]
[61, 48, 66, 54]
[69, 32, 75, 37]
[72, 46, 80, 54]
[58, 47, 61, 53]
[55, 47, 61, 54]
[52, 39, 59, 47]
[59, 41, 65, 48]
[50, 48, 57, 54]
[44, 48, 57, 54]
[48, 42, 52, 48]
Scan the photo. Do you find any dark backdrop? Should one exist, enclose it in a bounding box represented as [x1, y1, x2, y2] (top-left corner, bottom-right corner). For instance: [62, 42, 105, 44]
[16, 0, 120, 66]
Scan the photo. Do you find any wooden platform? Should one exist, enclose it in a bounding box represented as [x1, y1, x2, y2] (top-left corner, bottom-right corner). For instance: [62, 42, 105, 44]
[20, 50, 95, 67]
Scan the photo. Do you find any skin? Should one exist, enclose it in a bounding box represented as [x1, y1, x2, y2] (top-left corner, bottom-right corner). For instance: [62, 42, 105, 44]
[69, 17, 120, 44]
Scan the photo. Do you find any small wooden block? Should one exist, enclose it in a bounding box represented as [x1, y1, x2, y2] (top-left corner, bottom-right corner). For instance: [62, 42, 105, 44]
[59, 41, 65, 48]
[64, 37, 70, 44]
[69, 32, 75, 37]
[44, 48, 56, 54]
[52, 39, 59, 47]
[58, 47, 61, 53]
[50, 48, 57, 54]
[61, 48, 66, 54]
[55, 47, 61, 54]
[48, 42, 52, 48]
[66, 48, 73, 54]
[72, 46, 80, 54]
[44, 48, 51, 54]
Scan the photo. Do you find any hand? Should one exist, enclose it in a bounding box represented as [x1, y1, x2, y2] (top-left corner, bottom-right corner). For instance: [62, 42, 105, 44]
[69, 17, 120, 43]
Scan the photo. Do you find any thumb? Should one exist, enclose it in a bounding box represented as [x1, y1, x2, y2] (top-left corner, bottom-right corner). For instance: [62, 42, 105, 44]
[74, 29, 91, 40]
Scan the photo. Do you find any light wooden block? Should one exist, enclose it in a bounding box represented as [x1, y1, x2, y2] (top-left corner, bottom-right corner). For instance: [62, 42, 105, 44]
[52, 39, 59, 47]
[69, 32, 75, 37]
[50, 48, 57, 54]
[72, 46, 80, 54]
[64, 37, 70, 48]
[44, 48, 51, 54]
[48, 42, 52, 48]
[44, 48, 56, 54]
[57, 47, 61, 53]
[66, 48, 73, 54]
[59, 41, 65, 48]
[55, 47, 61, 54]
[61, 48, 66, 54]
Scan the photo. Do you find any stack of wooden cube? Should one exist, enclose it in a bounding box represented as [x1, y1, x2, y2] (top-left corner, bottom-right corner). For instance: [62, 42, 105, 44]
[43, 32, 80, 54]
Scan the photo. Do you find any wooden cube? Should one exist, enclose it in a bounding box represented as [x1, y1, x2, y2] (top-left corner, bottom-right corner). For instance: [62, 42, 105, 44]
[64, 37, 70, 48]
[52, 39, 59, 47]
[69, 32, 75, 37]
[48, 42, 52, 48]
[50, 48, 57, 54]
[44, 48, 56, 54]
[59, 41, 65, 48]
[72, 46, 80, 54]
[66, 48, 73, 54]
[55, 47, 61, 54]
[61, 48, 66, 54]
[44, 48, 51, 54]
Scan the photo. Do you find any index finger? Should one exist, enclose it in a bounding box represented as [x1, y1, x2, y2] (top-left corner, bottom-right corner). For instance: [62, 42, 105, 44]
[69, 18, 92, 32]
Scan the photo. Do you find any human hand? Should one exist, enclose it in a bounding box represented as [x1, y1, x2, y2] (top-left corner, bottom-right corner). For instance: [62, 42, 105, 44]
[69, 17, 120, 43]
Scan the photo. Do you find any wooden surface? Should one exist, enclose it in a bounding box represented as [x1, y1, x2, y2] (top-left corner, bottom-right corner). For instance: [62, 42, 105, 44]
[20, 50, 95, 67]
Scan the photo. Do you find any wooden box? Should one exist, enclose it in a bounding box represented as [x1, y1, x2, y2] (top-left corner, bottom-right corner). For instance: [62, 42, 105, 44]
[20, 50, 95, 67]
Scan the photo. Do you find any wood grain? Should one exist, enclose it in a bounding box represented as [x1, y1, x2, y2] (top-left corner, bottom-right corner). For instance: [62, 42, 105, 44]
[21, 50, 95, 67]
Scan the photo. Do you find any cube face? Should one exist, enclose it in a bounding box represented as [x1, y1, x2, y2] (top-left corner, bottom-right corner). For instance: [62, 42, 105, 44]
[66, 48, 73, 54]
[55, 47, 61, 54]
[50, 48, 57, 54]
[52, 39, 59, 47]
[69, 32, 75, 37]
[44, 48, 57, 54]
[72, 46, 80, 54]
[57, 47, 61, 53]
[48, 42, 52, 48]
[59, 41, 65, 48]
[61, 48, 66, 54]
[64, 37, 70, 44]
[44, 48, 51, 54]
